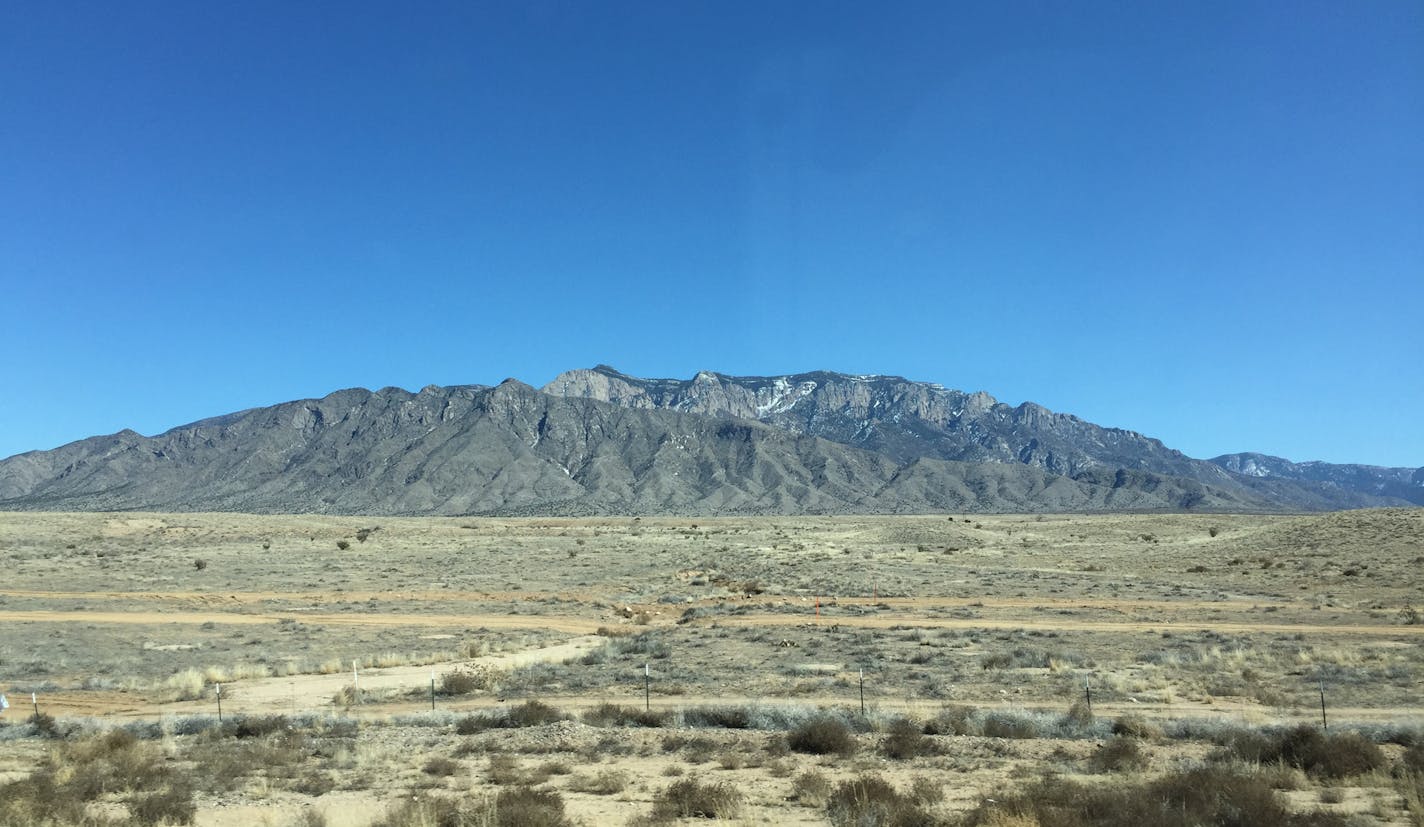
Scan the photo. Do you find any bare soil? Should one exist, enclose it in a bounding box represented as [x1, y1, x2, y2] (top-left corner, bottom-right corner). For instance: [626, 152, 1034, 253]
[1, 508, 1420, 825]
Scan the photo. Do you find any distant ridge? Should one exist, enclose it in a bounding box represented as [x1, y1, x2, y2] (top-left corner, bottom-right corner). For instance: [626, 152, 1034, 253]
[0, 367, 1416, 515]
[544, 366, 1422, 510]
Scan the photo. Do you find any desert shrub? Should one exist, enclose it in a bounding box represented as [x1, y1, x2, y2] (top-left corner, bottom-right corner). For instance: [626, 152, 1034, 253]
[456, 701, 566, 734]
[579, 734, 634, 760]
[494, 786, 570, 827]
[881, 717, 939, 759]
[789, 716, 857, 756]
[961, 764, 1350, 827]
[1397, 766, 1424, 827]
[28, 712, 62, 739]
[582, 702, 671, 728]
[1111, 714, 1163, 740]
[661, 733, 720, 755]
[764, 732, 791, 757]
[981, 653, 1014, 670]
[1404, 741, 1424, 773]
[826, 774, 937, 827]
[336, 540, 350, 550]
[1226, 725, 1385, 778]
[130, 778, 197, 826]
[506, 700, 567, 727]
[1090, 737, 1149, 773]
[792, 770, 833, 807]
[221, 714, 290, 739]
[186, 729, 314, 793]
[290, 769, 336, 797]
[924, 705, 976, 736]
[651, 778, 744, 820]
[63, 729, 169, 798]
[0, 731, 196, 826]
[0, 774, 86, 826]
[331, 685, 360, 708]
[374, 796, 481, 827]
[908, 776, 944, 805]
[568, 769, 628, 795]
[1285, 728, 1383, 778]
[980, 711, 1042, 740]
[424, 756, 462, 776]
[980, 647, 1074, 671]
[682, 705, 752, 729]
[1061, 699, 1094, 729]
[456, 713, 496, 735]
[440, 665, 501, 696]
[607, 631, 671, 659]
[487, 755, 527, 786]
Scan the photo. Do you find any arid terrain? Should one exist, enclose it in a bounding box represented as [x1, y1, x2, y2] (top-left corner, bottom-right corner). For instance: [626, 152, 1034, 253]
[1, 508, 1421, 826]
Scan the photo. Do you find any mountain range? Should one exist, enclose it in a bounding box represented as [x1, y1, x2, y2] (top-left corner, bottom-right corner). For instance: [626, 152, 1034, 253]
[1, 366, 1418, 515]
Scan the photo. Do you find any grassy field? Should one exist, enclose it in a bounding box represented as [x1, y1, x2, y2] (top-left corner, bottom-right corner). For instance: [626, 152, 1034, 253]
[0, 508, 1420, 825]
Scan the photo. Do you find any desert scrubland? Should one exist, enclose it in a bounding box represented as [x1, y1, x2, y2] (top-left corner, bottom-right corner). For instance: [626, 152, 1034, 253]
[0, 508, 1421, 826]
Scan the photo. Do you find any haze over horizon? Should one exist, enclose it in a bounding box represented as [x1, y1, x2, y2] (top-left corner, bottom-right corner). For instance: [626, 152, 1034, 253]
[3, 2, 1421, 468]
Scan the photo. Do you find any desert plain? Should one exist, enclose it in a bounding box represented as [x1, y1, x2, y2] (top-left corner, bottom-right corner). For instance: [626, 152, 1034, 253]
[0, 508, 1420, 826]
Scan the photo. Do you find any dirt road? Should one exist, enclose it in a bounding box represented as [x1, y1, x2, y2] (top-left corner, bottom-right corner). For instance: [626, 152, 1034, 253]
[2, 606, 1418, 638]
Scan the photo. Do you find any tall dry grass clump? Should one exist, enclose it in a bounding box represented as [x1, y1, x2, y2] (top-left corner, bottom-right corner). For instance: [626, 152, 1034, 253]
[962, 764, 1350, 827]
[0, 730, 195, 826]
[649, 778, 744, 821]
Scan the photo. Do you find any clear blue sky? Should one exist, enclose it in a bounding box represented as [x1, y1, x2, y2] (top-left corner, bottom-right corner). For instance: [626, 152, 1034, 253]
[2, 2, 1420, 467]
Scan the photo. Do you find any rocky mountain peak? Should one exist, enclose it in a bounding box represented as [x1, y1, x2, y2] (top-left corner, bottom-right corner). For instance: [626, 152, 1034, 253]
[2, 367, 1415, 515]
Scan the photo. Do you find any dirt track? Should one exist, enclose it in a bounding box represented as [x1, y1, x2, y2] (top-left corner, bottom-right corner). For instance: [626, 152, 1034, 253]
[0, 588, 1285, 613]
[2, 605, 1419, 639]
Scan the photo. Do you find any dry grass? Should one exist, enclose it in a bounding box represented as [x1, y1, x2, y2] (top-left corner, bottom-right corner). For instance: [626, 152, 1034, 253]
[1, 509, 1421, 825]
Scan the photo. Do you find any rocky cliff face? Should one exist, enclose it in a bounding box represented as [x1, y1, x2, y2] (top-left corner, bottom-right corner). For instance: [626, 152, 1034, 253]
[545, 366, 1201, 474]
[544, 366, 1412, 510]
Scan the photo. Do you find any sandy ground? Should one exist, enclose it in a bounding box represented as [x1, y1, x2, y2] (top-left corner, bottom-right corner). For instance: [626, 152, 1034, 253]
[1, 509, 1421, 825]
